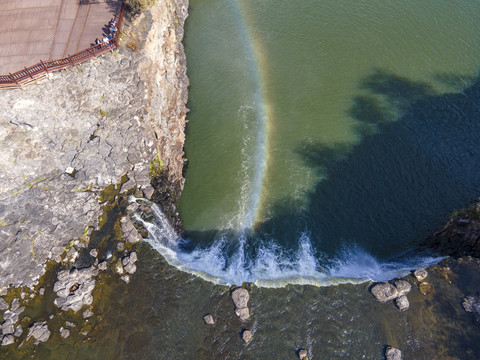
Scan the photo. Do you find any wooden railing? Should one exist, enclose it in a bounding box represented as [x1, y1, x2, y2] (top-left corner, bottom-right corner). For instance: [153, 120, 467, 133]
[0, 2, 125, 88]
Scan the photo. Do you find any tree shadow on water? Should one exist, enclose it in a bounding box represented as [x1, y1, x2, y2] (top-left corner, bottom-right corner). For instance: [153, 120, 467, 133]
[288, 70, 480, 261]
[179, 70, 480, 271]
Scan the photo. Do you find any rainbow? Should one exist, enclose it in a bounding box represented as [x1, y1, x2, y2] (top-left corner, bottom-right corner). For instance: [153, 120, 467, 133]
[229, 0, 273, 229]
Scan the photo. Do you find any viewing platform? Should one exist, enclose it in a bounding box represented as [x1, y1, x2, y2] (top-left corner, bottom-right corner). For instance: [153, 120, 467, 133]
[0, 0, 122, 87]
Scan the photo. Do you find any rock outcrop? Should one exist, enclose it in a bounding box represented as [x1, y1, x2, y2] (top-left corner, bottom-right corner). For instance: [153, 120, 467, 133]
[370, 279, 411, 308]
[27, 322, 50, 344]
[424, 205, 480, 258]
[0, 0, 189, 293]
[231, 287, 250, 320]
[53, 268, 96, 312]
[370, 282, 398, 302]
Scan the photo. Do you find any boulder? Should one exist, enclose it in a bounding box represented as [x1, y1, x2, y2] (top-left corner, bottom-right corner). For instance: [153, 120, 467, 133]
[98, 261, 108, 271]
[89, 249, 98, 258]
[395, 295, 409, 311]
[124, 263, 137, 274]
[370, 282, 398, 302]
[15, 306, 25, 315]
[231, 288, 249, 309]
[413, 268, 428, 281]
[235, 307, 250, 321]
[143, 186, 155, 200]
[3, 310, 18, 324]
[203, 314, 215, 325]
[1, 334, 14, 346]
[115, 260, 124, 275]
[242, 329, 252, 343]
[121, 274, 130, 283]
[393, 279, 411, 296]
[28, 322, 50, 343]
[60, 327, 70, 339]
[298, 349, 309, 359]
[10, 298, 19, 311]
[385, 346, 402, 360]
[83, 309, 93, 318]
[13, 325, 22, 337]
[0, 298, 8, 310]
[2, 321, 15, 335]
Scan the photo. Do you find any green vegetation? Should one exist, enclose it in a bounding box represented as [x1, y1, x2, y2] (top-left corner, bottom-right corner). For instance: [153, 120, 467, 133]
[124, 0, 156, 15]
[451, 203, 480, 221]
[149, 154, 162, 178]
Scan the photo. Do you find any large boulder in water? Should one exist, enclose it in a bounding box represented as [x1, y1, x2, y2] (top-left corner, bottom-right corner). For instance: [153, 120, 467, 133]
[231, 288, 249, 309]
[231, 287, 250, 320]
[370, 282, 398, 302]
[393, 279, 411, 296]
[395, 295, 409, 311]
[235, 307, 250, 321]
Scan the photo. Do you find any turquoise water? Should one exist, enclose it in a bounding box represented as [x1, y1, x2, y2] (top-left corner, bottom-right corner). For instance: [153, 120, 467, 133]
[173, 0, 480, 285]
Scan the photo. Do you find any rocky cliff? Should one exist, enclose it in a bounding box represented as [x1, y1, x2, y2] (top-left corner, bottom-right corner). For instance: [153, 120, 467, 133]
[0, 0, 189, 291]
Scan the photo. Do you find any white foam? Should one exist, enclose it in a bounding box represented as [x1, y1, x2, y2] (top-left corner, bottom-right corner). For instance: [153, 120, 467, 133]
[133, 199, 444, 288]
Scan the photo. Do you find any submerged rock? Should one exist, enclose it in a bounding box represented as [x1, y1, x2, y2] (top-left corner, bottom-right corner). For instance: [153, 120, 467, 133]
[413, 268, 428, 281]
[395, 295, 409, 311]
[462, 295, 480, 322]
[242, 329, 252, 343]
[385, 346, 402, 360]
[370, 282, 398, 302]
[419, 282, 433, 296]
[203, 314, 215, 325]
[121, 274, 130, 283]
[60, 327, 70, 339]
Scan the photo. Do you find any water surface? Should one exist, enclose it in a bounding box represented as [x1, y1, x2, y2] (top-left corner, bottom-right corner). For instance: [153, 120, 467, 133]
[176, 0, 480, 285]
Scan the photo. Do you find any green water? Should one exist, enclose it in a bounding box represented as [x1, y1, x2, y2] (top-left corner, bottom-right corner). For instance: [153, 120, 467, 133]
[177, 0, 480, 283]
[181, 0, 480, 229]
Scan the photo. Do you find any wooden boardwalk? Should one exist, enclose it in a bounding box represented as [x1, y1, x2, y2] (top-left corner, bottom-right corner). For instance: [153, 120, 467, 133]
[0, 0, 121, 75]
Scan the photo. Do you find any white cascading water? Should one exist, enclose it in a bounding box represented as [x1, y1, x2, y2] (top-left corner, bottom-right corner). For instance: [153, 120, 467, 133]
[132, 197, 443, 287]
